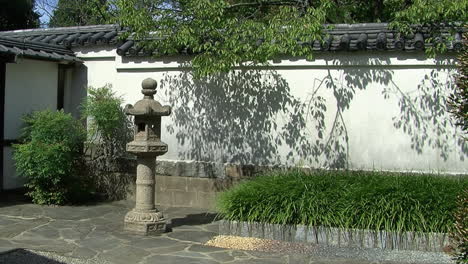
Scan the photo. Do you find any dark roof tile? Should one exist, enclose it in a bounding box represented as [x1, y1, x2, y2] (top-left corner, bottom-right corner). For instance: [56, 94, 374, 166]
[0, 36, 81, 63]
[0, 24, 120, 48]
[0, 23, 464, 58]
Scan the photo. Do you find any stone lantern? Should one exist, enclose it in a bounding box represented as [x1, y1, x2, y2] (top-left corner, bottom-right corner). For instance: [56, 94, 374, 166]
[123, 78, 171, 235]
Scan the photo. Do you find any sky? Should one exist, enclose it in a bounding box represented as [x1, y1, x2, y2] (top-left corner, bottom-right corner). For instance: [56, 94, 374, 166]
[35, 0, 57, 27]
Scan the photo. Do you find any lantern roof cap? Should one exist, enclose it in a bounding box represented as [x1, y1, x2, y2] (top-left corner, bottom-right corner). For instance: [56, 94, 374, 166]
[124, 78, 171, 117]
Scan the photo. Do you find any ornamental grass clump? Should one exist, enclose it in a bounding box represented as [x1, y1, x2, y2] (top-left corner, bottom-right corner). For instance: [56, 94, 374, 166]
[13, 110, 89, 205]
[449, 189, 468, 263]
[217, 170, 467, 233]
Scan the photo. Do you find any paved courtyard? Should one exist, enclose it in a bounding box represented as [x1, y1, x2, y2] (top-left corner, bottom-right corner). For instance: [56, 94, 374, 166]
[0, 198, 454, 264]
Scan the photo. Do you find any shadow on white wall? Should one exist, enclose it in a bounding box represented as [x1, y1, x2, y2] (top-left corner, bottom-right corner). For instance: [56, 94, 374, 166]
[160, 57, 467, 170]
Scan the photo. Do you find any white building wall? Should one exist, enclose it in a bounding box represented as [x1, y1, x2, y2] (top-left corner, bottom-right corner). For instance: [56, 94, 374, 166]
[3, 59, 58, 189]
[74, 48, 467, 174]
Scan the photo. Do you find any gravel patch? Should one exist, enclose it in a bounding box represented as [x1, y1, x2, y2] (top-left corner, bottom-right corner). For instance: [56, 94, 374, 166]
[0, 249, 111, 264]
[206, 235, 315, 254]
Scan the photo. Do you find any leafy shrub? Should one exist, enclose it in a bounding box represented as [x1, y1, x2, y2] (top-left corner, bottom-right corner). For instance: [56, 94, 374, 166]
[13, 110, 88, 205]
[81, 84, 133, 200]
[450, 189, 468, 263]
[448, 33, 467, 134]
[218, 170, 467, 233]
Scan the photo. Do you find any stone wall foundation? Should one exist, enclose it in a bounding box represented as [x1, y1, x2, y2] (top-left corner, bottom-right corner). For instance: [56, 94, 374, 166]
[127, 175, 232, 209]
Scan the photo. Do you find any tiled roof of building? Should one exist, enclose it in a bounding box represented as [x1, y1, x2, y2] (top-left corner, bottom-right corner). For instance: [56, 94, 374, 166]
[0, 24, 120, 48]
[0, 23, 464, 58]
[0, 36, 81, 63]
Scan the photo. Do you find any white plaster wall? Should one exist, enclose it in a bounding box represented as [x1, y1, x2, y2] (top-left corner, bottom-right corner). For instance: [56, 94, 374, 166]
[3, 147, 24, 189]
[4, 59, 58, 139]
[75, 46, 118, 91]
[3, 59, 58, 189]
[63, 64, 89, 119]
[74, 49, 467, 174]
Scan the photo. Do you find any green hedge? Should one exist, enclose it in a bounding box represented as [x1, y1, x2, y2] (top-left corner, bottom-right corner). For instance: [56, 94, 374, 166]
[13, 110, 90, 205]
[217, 170, 467, 233]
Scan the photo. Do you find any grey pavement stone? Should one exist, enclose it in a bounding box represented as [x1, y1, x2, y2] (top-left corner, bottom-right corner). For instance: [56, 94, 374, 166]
[145, 244, 189, 255]
[41, 207, 90, 221]
[80, 236, 120, 252]
[167, 230, 218, 243]
[42, 205, 115, 221]
[0, 239, 14, 248]
[170, 250, 210, 259]
[110, 231, 147, 243]
[99, 245, 151, 264]
[0, 218, 16, 226]
[0, 205, 44, 219]
[10, 238, 74, 253]
[143, 254, 219, 264]
[86, 216, 118, 227]
[25, 226, 61, 240]
[46, 220, 76, 230]
[100, 211, 127, 220]
[230, 250, 250, 259]
[69, 246, 97, 259]
[127, 237, 181, 249]
[208, 251, 235, 262]
[73, 224, 94, 240]
[20, 242, 75, 253]
[0, 218, 50, 238]
[230, 257, 285, 264]
[93, 222, 124, 233]
[59, 228, 84, 241]
[188, 244, 227, 253]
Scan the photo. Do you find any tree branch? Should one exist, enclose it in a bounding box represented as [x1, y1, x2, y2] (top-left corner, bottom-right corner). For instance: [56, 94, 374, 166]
[35, 0, 55, 18]
[152, 7, 183, 13]
[92, 1, 108, 22]
[227, 1, 302, 9]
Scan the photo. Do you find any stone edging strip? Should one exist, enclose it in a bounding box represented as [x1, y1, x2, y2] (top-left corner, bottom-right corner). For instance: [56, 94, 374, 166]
[219, 220, 449, 252]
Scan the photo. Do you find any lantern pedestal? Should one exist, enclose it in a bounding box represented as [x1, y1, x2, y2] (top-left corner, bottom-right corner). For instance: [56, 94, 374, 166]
[122, 78, 172, 236]
[124, 156, 166, 235]
[124, 210, 166, 235]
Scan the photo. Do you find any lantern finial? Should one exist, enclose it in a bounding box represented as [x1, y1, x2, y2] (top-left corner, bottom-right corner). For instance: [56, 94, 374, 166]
[141, 78, 157, 98]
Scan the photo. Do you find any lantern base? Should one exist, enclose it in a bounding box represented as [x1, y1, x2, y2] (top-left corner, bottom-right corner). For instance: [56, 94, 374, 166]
[124, 209, 167, 235]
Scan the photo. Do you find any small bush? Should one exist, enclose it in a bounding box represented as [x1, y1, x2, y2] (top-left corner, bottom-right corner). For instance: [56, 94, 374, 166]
[13, 110, 89, 205]
[82, 85, 132, 142]
[450, 189, 468, 263]
[217, 170, 467, 233]
[81, 84, 133, 200]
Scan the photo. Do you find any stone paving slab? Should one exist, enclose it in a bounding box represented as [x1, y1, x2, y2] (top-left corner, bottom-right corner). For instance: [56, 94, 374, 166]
[0, 200, 455, 264]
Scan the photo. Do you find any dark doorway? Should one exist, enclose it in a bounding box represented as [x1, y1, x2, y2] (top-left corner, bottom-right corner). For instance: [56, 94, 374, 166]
[0, 61, 5, 191]
[57, 64, 66, 110]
